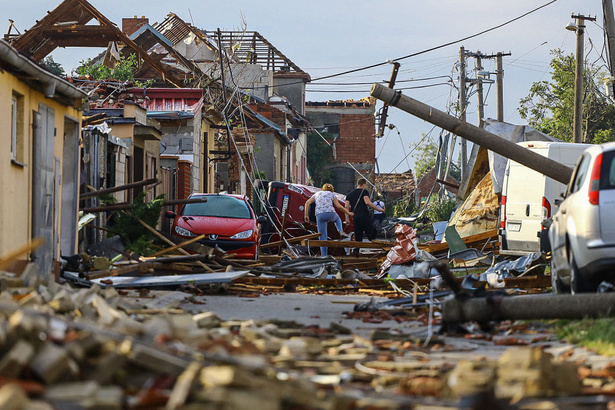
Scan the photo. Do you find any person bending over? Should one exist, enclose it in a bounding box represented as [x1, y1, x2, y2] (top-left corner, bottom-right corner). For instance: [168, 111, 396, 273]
[304, 183, 353, 256]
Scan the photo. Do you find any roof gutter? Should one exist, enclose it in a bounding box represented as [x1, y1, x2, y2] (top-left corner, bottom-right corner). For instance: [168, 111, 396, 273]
[0, 39, 86, 103]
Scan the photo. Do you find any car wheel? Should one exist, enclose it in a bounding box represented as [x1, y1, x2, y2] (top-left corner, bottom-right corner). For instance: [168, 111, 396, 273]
[569, 250, 592, 294]
[550, 260, 568, 294]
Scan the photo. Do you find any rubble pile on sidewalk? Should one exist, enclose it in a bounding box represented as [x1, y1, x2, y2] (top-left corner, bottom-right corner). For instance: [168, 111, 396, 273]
[0, 263, 614, 409]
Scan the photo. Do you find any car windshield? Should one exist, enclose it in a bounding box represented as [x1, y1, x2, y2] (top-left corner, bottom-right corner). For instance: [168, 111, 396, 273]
[182, 195, 252, 219]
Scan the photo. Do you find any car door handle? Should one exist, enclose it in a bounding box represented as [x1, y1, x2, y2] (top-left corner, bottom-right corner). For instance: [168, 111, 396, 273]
[526, 204, 530, 217]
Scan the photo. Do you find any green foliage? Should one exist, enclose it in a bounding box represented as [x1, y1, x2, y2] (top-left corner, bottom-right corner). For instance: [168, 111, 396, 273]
[76, 54, 139, 82]
[306, 132, 336, 187]
[391, 197, 419, 217]
[39, 55, 65, 76]
[102, 191, 166, 255]
[426, 196, 456, 222]
[519, 49, 615, 144]
[412, 137, 437, 178]
[555, 319, 615, 356]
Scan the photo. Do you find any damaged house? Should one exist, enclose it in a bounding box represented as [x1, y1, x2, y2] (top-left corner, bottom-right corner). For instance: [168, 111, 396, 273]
[0, 39, 86, 277]
[305, 98, 377, 194]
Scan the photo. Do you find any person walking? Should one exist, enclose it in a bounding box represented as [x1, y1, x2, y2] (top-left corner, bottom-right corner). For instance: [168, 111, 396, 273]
[345, 178, 385, 256]
[304, 183, 353, 256]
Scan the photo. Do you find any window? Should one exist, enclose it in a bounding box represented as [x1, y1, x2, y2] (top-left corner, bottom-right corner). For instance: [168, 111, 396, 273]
[182, 195, 251, 219]
[569, 154, 590, 194]
[10, 92, 24, 165]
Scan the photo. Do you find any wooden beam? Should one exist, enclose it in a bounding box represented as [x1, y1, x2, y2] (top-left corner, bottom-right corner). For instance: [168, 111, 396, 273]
[260, 233, 320, 249]
[138, 219, 214, 273]
[0, 238, 44, 271]
[302, 240, 391, 249]
[149, 235, 207, 258]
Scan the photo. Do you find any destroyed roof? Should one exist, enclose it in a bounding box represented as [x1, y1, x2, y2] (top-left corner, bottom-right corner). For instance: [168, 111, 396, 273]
[201, 29, 309, 79]
[0, 38, 86, 106]
[7, 0, 186, 87]
[306, 98, 375, 108]
[153, 13, 218, 57]
[375, 170, 416, 194]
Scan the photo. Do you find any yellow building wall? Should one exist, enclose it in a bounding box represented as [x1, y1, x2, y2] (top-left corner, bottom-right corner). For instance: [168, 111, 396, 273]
[0, 70, 81, 259]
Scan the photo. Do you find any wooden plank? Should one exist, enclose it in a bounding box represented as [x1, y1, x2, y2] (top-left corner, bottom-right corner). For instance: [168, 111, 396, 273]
[0, 238, 44, 271]
[83, 262, 154, 280]
[149, 235, 207, 257]
[80, 178, 159, 200]
[260, 233, 321, 249]
[138, 219, 214, 273]
[233, 275, 550, 290]
[303, 240, 391, 249]
[418, 229, 498, 253]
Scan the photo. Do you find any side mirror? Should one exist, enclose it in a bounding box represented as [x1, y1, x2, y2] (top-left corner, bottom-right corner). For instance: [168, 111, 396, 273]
[165, 210, 177, 219]
[257, 215, 268, 224]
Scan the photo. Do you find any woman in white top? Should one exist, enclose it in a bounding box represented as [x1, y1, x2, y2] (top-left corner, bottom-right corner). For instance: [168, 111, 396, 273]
[304, 183, 354, 256]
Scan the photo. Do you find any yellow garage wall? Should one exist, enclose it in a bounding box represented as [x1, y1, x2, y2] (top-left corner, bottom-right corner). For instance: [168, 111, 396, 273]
[0, 70, 82, 258]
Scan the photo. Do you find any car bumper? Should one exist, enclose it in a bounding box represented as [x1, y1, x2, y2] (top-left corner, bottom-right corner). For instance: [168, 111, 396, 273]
[197, 239, 256, 258]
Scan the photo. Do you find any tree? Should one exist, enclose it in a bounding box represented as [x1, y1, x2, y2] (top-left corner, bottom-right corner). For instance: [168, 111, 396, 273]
[39, 55, 65, 76]
[519, 49, 615, 143]
[76, 54, 139, 82]
[411, 137, 461, 180]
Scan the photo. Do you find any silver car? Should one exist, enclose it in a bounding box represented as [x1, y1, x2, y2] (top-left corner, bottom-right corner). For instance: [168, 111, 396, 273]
[549, 142, 615, 293]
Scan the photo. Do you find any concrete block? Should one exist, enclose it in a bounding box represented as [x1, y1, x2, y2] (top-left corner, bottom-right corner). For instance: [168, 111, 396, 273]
[0, 384, 28, 410]
[0, 340, 34, 378]
[30, 343, 78, 384]
[193, 312, 222, 329]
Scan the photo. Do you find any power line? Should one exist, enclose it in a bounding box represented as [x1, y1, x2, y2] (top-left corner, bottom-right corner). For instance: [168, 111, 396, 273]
[308, 0, 558, 83]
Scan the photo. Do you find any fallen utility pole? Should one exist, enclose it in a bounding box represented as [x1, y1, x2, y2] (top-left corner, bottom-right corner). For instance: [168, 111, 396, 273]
[442, 292, 615, 323]
[370, 83, 574, 185]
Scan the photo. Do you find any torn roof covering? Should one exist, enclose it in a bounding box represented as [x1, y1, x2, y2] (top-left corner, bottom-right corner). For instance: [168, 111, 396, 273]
[306, 98, 375, 108]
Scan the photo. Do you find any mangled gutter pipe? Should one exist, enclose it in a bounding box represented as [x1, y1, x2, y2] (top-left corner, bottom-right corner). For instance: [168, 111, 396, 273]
[442, 293, 615, 323]
[370, 83, 573, 185]
[0, 39, 86, 101]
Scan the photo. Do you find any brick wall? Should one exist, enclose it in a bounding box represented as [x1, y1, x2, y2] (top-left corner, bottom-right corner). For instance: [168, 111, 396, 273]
[335, 114, 375, 166]
[177, 160, 192, 200]
[122, 17, 149, 36]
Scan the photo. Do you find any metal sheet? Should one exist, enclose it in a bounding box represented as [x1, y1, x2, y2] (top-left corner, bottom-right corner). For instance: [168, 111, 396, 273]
[63, 271, 249, 288]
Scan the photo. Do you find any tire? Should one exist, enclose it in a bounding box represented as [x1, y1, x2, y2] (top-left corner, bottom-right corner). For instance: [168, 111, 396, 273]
[569, 250, 593, 294]
[550, 257, 569, 294]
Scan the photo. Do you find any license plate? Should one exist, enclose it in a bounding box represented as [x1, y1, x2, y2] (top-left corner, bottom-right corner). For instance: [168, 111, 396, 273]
[507, 222, 521, 232]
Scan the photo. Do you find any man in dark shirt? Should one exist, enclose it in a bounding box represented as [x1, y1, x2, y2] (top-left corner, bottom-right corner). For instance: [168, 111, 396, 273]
[345, 178, 385, 256]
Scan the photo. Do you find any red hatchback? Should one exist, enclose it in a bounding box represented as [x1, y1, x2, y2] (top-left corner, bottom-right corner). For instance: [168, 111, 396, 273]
[166, 193, 265, 260]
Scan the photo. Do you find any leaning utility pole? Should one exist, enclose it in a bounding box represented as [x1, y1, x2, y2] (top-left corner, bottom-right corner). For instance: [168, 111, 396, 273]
[496, 52, 504, 121]
[604, 0, 615, 78]
[570, 14, 596, 143]
[370, 83, 574, 185]
[474, 51, 485, 129]
[458, 47, 468, 182]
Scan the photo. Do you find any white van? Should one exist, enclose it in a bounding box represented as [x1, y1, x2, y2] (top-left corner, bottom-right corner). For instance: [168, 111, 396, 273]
[498, 141, 591, 255]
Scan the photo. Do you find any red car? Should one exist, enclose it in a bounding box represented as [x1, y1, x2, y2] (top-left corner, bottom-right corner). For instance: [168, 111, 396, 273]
[166, 193, 265, 260]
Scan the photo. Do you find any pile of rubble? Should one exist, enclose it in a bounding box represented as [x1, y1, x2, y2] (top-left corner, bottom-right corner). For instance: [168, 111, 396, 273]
[1, 263, 615, 409]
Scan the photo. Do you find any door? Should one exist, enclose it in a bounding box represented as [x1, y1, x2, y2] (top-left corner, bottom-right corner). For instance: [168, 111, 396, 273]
[32, 104, 55, 276]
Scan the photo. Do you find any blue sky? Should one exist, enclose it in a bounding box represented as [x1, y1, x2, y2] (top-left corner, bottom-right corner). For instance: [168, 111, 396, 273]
[2, 0, 609, 173]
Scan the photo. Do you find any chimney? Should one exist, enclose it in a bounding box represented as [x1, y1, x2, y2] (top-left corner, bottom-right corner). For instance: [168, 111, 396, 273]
[122, 16, 149, 37]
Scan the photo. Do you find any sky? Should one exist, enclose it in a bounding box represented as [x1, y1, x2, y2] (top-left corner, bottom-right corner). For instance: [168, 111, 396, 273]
[1, 0, 611, 174]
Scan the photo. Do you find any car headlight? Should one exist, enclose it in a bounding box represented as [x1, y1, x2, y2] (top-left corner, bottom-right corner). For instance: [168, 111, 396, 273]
[175, 226, 196, 237]
[231, 229, 253, 239]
